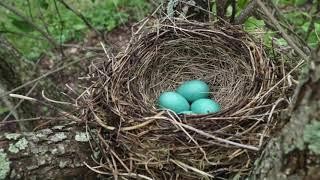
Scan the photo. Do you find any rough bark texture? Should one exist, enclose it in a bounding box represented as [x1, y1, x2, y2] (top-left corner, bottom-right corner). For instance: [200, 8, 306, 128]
[0, 124, 96, 179]
[249, 50, 320, 180]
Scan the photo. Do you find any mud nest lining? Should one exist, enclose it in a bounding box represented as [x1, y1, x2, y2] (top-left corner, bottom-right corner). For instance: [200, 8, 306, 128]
[84, 19, 289, 179]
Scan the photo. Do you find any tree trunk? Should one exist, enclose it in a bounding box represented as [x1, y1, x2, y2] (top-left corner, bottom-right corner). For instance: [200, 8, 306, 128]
[0, 35, 35, 131]
[249, 50, 320, 180]
[0, 124, 95, 179]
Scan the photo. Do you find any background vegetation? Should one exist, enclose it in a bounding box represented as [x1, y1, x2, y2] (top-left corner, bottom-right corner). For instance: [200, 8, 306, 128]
[0, 0, 150, 60]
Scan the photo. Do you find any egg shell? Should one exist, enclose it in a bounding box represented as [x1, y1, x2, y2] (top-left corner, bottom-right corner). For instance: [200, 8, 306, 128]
[191, 98, 220, 114]
[158, 91, 190, 113]
[179, 111, 194, 115]
[177, 80, 210, 102]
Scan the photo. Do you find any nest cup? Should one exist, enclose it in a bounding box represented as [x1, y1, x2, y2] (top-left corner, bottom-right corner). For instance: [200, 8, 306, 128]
[87, 19, 286, 179]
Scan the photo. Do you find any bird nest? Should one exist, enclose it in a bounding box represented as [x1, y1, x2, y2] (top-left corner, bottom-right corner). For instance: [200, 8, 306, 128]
[83, 19, 291, 179]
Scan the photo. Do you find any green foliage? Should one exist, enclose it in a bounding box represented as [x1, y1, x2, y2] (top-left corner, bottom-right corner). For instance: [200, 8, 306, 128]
[244, 17, 265, 31]
[273, 0, 319, 48]
[0, 107, 9, 115]
[240, 0, 319, 48]
[0, 0, 150, 61]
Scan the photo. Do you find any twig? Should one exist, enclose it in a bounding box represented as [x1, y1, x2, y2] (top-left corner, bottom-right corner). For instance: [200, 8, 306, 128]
[216, 0, 228, 19]
[259, 59, 305, 100]
[2, 82, 38, 122]
[256, 0, 309, 61]
[0, 30, 47, 41]
[172, 120, 259, 151]
[305, 0, 320, 41]
[0, 84, 21, 128]
[53, 0, 65, 57]
[41, 90, 72, 105]
[0, 1, 58, 48]
[234, 0, 258, 24]
[57, 0, 102, 39]
[230, 0, 237, 23]
[0, 117, 68, 124]
[170, 159, 214, 178]
[83, 162, 153, 180]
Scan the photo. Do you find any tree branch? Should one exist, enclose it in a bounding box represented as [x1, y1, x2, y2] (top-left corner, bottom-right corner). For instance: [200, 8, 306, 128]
[0, 124, 96, 179]
[216, 0, 228, 19]
[234, 0, 258, 24]
[57, 0, 102, 38]
[256, 0, 309, 61]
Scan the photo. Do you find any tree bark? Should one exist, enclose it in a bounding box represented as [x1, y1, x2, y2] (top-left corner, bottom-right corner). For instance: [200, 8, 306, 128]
[0, 124, 95, 179]
[249, 50, 320, 179]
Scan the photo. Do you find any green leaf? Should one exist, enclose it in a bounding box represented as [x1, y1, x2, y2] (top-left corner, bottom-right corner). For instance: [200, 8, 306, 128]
[315, 22, 320, 32]
[0, 107, 9, 115]
[295, 0, 307, 6]
[238, 0, 249, 9]
[244, 17, 265, 31]
[73, 24, 86, 30]
[276, 38, 288, 46]
[11, 19, 34, 32]
[39, 0, 49, 9]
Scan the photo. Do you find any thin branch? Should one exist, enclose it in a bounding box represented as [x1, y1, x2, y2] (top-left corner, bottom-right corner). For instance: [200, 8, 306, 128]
[256, 0, 309, 61]
[216, 0, 228, 19]
[305, 0, 320, 41]
[2, 82, 38, 122]
[0, 30, 47, 41]
[230, 0, 237, 23]
[234, 0, 258, 24]
[57, 0, 102, 38]
[0, 1, 58, 48]
[53, 0, 66, 57]
[0, 56, 94, 98]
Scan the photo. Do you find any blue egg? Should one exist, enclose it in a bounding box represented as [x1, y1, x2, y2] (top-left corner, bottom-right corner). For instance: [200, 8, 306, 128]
[158, 91, 190, 113]
[177, 80, 210, 102]
[179, 111, 195, 115]
[191, 99, 220, 114]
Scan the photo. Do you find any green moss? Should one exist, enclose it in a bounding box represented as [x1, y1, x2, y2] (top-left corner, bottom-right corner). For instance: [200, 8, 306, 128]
[4, 133, 21, 140]
[0, 149, 10, 180]
[304, 121, 320, 154]
[75, 132, 90, 142]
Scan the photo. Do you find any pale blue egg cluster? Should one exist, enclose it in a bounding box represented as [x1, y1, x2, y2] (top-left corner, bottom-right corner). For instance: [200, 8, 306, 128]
[158, 80, 221, 115]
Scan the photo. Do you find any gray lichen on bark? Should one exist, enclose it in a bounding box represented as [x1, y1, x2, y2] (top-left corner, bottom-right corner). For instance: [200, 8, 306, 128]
[0, 125, 96, 179]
